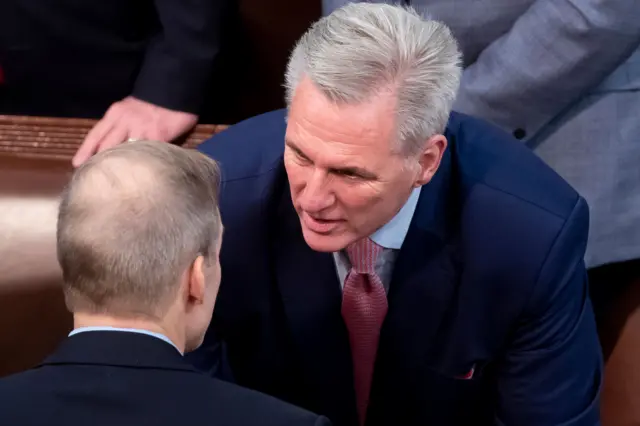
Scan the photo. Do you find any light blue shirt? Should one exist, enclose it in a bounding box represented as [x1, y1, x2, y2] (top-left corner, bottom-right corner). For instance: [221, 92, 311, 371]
[333, 186, 421, 292]
[69, 326, 182, 354]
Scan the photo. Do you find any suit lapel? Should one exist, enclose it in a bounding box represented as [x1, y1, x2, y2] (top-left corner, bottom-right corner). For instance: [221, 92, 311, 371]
[274, 188, 358, 425]
[369, 146, 462, 420]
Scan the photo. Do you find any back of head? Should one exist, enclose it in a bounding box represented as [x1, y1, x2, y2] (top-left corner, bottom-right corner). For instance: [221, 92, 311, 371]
[285, 3, 462, 155]
[56, 141, 222, 319]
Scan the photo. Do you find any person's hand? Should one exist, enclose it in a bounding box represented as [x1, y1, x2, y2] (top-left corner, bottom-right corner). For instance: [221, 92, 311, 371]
[72, 96, 198, 167]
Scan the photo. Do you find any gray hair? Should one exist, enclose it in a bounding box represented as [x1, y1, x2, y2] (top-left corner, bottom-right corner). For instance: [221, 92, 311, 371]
[57, 141, 222, 318]
[285, 3, 462, 155]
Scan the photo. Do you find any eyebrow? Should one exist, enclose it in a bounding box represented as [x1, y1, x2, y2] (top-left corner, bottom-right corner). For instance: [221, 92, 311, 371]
[285, 139, 310, 160]
[285, 139, 378, 180]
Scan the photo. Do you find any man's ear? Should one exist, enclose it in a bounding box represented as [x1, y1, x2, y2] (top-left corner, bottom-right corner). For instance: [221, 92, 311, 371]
[188, 255, 206, 305]
[414, 134, 447, 187]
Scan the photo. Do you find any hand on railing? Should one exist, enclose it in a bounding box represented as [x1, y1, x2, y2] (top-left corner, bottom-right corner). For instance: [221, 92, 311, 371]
[0, 115, 224, 162]
[73, 96, 198, 167]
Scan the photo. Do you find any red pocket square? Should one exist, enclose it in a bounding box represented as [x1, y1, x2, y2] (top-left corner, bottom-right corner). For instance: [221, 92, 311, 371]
[457, 364, 475, 380]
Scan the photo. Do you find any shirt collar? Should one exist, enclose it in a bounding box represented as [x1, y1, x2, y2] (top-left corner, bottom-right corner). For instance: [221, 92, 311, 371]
[69, 326, 182, 355]
[370, 186, 421, 250]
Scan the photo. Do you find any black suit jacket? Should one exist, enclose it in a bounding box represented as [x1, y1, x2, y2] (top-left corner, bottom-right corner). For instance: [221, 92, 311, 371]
[0, 331, 330, 426]
[0, 0, 231, 119]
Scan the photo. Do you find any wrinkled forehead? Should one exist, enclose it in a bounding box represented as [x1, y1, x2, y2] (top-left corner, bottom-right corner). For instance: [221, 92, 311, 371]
[286, 80, 400, 166]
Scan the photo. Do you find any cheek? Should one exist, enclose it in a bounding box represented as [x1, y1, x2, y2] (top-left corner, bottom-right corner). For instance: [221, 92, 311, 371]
[336, 182, 385, 215]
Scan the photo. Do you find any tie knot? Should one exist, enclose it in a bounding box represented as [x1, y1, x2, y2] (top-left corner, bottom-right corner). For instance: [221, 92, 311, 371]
[345, 238, 383, 274]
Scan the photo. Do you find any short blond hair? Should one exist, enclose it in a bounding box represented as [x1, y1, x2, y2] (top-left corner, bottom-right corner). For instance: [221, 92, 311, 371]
[56, 141, 222, 318]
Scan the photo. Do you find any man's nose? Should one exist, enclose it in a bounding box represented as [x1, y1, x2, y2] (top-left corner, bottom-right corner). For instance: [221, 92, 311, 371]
[299, 169, 335, 213]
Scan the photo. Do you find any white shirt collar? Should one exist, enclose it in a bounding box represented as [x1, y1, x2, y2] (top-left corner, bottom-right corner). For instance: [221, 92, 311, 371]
[69, 326, 182, 355]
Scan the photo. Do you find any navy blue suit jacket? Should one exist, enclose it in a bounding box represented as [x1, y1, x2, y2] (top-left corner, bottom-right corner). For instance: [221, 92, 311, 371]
[190, 109, 603, 426]
[0, 331, 330, 426]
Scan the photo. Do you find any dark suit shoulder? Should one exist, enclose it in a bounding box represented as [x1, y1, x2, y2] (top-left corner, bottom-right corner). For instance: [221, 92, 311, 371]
[196, 110, 289, 269]
[0, 365, 330, 426]
[198, 109, 288, 182]
[442, 113, 589, 310]
[202, 377, 331, 425]
[0, 367, 56, 424]
[447, 111, 579, 220]
[0, 367, 44, 393]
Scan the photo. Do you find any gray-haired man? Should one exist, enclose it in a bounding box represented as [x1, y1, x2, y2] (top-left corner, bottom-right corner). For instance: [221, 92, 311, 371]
[192, 4, 602, 426]
[324, 1, 640, 422]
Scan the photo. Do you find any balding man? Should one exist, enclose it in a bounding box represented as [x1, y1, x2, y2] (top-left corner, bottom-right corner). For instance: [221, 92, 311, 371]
[0, 141, 330, 426]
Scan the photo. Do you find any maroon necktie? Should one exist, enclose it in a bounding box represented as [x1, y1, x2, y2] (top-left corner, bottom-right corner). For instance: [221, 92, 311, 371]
[341, 238, 388, 426]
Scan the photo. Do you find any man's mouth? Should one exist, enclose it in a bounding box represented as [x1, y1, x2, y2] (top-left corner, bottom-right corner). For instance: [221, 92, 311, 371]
[301, 211, 343, 234]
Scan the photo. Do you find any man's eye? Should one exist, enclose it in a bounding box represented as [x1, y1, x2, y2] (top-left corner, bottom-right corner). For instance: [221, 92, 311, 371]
[296, 153, 311, 163]
[337, 170, 360, 179]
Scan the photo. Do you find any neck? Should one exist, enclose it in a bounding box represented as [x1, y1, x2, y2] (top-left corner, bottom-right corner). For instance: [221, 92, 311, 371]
[73, 312, 185, 353]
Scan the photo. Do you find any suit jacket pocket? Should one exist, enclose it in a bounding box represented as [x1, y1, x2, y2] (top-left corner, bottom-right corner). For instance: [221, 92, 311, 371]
[411, 366, 493, 426]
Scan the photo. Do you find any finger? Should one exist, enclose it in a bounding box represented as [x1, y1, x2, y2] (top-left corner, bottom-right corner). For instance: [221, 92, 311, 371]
[126, 127, 147, 142]
[95, 124, 131, 154]
[74, 119, 117, 167]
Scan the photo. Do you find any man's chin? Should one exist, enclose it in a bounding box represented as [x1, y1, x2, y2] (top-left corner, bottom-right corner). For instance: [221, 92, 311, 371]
[301, 227, 350, 253]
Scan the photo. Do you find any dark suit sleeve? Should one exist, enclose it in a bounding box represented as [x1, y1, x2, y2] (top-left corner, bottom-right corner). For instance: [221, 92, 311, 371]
[131, 0, 229, 114]
[496, 196, 602, 426]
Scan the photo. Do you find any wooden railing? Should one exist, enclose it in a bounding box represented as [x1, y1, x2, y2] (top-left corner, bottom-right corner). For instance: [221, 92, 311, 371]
[0, 115, 226, 161]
